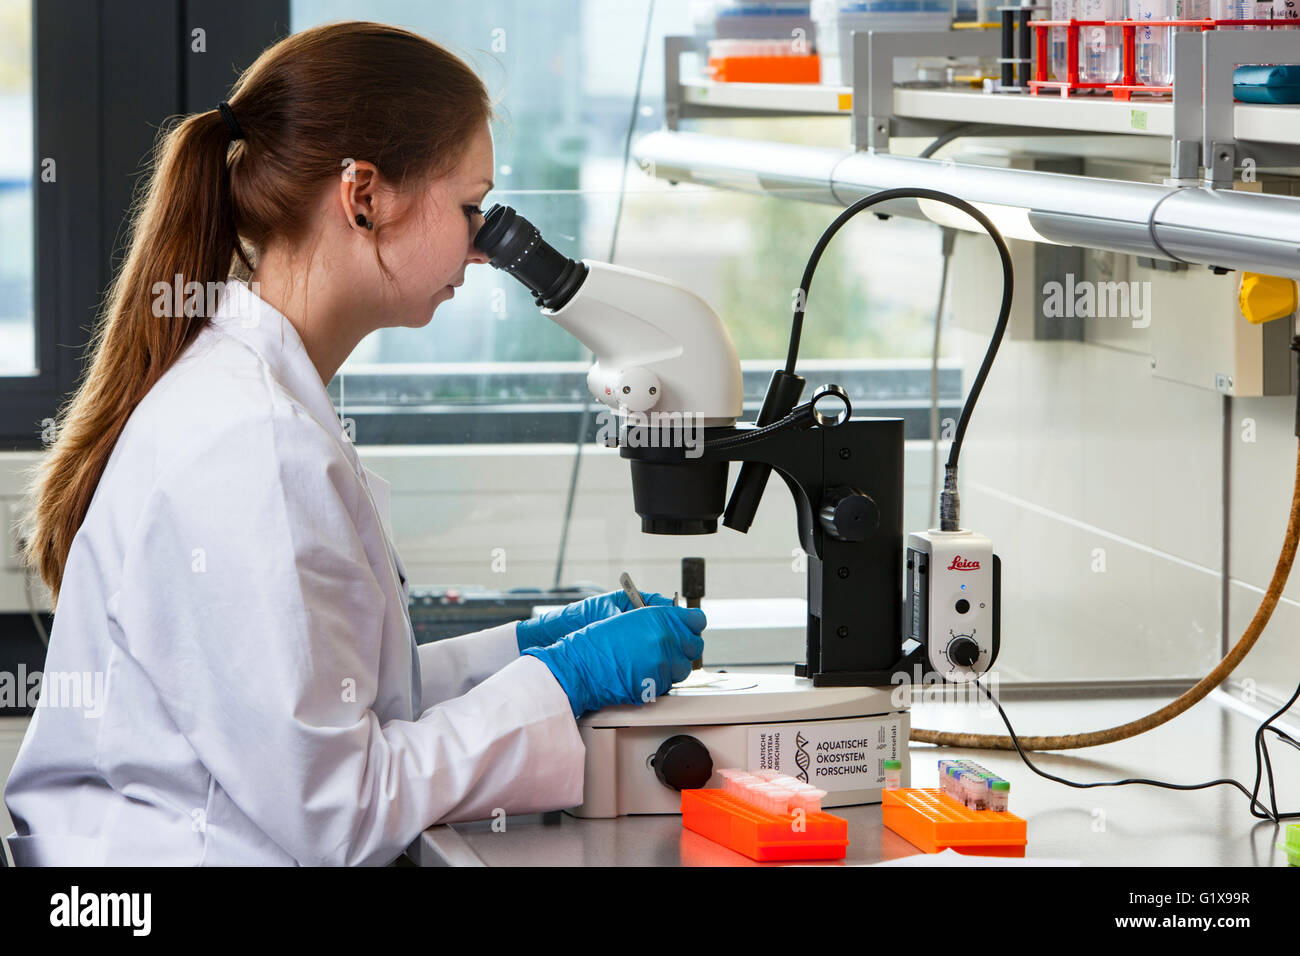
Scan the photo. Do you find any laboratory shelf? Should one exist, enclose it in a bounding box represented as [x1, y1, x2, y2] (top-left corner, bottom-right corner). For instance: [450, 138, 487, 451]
[668, 29, 1300, 184]
[653, 30, 1300, 273]
[681, 78, 854, 115]
[680, 79, 1300, 148]
[896, 88, 1300, 146]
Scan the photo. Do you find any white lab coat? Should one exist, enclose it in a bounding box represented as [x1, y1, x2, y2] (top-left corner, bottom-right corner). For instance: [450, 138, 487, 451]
[4, 277, 585, 866]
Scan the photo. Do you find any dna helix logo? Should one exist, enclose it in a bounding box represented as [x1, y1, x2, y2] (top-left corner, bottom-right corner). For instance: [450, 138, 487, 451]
[794, 731, 811, 783]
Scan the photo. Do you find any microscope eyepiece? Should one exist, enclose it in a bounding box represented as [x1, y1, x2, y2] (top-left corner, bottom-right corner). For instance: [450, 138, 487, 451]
[474, 203, 588, 311]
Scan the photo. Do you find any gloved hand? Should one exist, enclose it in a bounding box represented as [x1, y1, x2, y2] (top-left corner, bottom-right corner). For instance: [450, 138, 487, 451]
[515, 589, 676, 653]
[522, 605, 706, 718]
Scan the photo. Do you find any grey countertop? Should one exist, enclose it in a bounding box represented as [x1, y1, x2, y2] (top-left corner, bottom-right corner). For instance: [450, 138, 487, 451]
[410, 686, 1300, 866]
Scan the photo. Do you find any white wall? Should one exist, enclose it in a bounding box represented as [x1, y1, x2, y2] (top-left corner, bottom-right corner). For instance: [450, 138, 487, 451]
[1227, 394, 1300, 710]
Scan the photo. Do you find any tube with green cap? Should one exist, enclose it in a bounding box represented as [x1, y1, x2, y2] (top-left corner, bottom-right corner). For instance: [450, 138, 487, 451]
[988, 779, 1011, 813]
[883, 759, 902, 791]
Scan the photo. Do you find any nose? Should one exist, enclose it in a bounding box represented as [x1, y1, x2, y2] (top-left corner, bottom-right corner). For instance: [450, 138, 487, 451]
[467, 214, 490, 265]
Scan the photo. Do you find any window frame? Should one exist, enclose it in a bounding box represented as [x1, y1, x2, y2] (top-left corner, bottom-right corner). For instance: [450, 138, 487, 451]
[328, 361, 963, 444]
[2, 2, 957, 449]
[0, 0, 289, 450]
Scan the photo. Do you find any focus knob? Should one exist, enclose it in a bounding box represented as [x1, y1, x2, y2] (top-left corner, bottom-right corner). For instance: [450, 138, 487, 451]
[653, 735, 713, 791]
[949, 636, 980, 668]
[819, 486, 879, 542]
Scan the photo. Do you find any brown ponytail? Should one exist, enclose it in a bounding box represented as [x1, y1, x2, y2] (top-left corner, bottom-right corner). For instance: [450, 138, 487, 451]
[23, 21, 495, 606]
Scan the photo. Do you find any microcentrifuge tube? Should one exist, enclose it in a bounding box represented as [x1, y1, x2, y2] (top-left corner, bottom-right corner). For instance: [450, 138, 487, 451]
[989, 780, 1011, 812]
[884, 759, 902, 790]
[767, 789, 794, 814]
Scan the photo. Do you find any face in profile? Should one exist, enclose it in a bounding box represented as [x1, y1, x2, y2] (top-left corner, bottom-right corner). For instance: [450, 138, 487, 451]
[375, 123, 496, 329]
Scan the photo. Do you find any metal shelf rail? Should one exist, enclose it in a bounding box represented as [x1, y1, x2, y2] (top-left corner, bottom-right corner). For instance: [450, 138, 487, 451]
[664, 29, 1300, 184]
[647, 30, 1300, 276]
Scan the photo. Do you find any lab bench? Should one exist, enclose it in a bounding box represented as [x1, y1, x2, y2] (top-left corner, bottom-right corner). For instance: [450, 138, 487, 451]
[410, 685, 1300, 867]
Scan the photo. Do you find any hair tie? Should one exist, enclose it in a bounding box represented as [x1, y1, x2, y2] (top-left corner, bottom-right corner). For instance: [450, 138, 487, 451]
[217, 101, 244, 142]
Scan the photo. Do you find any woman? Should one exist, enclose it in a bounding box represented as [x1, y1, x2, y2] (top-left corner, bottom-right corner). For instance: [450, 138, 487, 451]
[4, 21, 704, 866]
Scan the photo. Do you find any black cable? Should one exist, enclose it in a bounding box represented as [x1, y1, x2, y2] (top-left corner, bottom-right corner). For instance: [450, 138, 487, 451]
[705, 413, 802, 452]
[930, 227, 957, 530]
[782, 188, 1013, 479]
[973, 677, 1300, 825]
[918, 123, 1023, 159]
[1250, 679, 1300, 821]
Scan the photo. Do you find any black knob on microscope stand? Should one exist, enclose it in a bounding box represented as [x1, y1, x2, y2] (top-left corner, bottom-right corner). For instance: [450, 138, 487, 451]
[653, 735, 713, 791]
[819, 487, 879, 542]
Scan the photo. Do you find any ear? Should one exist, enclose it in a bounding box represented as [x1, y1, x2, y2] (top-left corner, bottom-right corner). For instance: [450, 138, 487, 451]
[336, 159, 380, 230]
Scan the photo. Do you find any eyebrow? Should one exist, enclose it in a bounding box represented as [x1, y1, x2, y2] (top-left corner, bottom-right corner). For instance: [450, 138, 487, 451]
[478, 178, 494, 192]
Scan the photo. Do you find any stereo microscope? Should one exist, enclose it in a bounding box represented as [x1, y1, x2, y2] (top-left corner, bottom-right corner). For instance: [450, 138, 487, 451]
[474, 200, 1003, 817]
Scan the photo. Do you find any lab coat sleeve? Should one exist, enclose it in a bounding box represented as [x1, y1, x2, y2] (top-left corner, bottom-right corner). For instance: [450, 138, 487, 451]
[416, 621, 522, 708]
[114, 409, 584, 866]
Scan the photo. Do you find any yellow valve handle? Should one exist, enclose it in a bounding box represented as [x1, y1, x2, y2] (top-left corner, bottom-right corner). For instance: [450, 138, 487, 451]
[1240, 272, 1298, 325]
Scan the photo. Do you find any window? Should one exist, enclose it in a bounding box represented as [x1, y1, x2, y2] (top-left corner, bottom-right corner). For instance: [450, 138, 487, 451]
[0, 0, 34, 377]
[291, 0, 955, 443]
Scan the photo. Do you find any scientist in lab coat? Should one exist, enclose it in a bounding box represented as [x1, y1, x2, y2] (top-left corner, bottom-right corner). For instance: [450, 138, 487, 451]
[4, 21, 704, 866]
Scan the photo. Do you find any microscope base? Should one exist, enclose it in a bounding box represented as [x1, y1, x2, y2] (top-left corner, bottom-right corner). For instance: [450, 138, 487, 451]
[567, 673, 910, 818]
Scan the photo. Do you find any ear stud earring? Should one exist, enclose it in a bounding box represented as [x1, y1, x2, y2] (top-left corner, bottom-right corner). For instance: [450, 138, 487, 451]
[355, 213, 373, 231]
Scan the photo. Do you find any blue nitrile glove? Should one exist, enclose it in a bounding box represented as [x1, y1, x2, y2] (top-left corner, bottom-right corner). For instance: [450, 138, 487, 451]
[515, 589, 676, 653]
[522, 605, 707, 718]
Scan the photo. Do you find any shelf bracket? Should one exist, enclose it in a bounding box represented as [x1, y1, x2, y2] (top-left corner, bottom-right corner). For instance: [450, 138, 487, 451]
[856, 28, 1002, 153]
[1203, 28, 1300, 189]
[1169, 30, 1202, 184]
[664, 34, 696, 132]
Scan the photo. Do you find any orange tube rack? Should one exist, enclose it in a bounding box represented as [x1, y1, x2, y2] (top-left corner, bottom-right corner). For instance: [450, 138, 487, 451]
[883, 788, 1027, 857]
[680, 788, 849, 862]
[707, 54, 821, 84]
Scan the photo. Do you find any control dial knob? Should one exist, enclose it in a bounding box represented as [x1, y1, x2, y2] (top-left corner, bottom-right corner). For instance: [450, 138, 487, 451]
[948, 635, 980, 668]
[652, 735, 713, 791]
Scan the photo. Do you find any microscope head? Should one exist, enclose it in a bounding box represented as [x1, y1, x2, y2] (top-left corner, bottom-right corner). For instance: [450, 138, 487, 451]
[475, 204, 744, 534]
